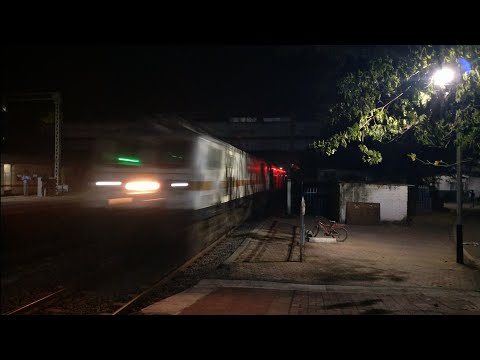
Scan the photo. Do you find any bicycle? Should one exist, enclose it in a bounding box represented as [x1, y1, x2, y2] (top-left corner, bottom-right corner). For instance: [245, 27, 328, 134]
[306, 217, 348, 242]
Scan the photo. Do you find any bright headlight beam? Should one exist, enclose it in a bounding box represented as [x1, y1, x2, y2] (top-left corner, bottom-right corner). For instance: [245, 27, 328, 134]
[96, 181, 122, 186]
[125, 181, 160, 192]
[171, 182, 189, 187]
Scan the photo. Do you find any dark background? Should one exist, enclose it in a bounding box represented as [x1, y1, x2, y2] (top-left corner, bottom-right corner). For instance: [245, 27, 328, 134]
[2, 45, 411, 121]
[0, 44, 459, 181]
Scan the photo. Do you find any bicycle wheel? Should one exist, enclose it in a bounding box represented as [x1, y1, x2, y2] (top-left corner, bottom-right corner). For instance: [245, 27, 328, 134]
[311, 224, 320, 237]
[332, 228, 348, 242]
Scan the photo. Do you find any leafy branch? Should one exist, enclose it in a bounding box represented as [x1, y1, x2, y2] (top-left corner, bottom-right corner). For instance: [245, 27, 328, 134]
[312, 45, 480, 165]
[407, 153, 473, 167]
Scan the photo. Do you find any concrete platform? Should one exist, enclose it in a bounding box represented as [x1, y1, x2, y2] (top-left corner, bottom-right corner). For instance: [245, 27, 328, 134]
[308, 236, 337, 243]
[140, 212, 480, 315]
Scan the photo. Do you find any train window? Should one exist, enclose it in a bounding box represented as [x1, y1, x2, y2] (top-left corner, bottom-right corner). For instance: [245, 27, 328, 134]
[207, 147, 222, 169]
[156, 139, 191, 168]
[96, 139, 119, 164]
[225, 151, 234, 168]
[94, 137, 191, 168]
[97, 139, 154, 166]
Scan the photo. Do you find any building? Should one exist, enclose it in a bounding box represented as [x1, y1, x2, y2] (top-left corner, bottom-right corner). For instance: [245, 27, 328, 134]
[192, 114, 323, 175]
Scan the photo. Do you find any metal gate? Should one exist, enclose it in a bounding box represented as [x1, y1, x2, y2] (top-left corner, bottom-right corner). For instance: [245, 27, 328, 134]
[416, 185, 432, 214]
[304, 186, 328, 216]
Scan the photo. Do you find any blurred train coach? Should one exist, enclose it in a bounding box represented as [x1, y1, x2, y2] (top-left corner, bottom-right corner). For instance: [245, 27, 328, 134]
[83, 117, 286, 250]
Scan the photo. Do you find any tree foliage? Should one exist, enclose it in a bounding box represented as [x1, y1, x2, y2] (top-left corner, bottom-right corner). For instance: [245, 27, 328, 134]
[311, 45, 480, 165]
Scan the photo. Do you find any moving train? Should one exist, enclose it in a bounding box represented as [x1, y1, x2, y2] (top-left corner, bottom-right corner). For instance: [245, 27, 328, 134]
[84, 116, 286, 214]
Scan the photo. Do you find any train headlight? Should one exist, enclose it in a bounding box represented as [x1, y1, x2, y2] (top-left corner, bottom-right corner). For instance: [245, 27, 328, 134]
[95, 181, 122, 186]
[170, 182, 189, 188]
[125, 181, 160, 193]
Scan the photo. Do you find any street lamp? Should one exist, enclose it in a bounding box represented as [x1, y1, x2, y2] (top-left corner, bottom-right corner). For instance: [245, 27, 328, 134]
[432, 67, 456, 87]
[432, 66, 463, 264]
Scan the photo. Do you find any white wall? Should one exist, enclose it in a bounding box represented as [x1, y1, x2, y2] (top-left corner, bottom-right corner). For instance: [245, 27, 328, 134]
[339, 183, 408, 223]
[434, 175, 470, 191]
[467, 177, 480, 197]
[436, 175, 455, 191]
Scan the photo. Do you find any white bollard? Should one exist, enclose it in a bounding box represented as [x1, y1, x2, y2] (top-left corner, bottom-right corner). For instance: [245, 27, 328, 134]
[37, 177, 43, 197]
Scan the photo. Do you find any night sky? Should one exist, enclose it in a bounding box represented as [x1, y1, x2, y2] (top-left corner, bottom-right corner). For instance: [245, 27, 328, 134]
[3, 44, 439, 179]
[2, 45, 408, 123]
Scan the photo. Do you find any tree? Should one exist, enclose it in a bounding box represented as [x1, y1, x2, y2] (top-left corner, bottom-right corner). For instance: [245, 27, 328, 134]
[311, 45, 480, 166]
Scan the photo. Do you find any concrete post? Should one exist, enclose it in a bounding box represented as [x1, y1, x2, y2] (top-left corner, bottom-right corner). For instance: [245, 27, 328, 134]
[37, 177, 43, 197]
[287, 178, 291, 215]
[456, 133, 463, 264]
[300, 195, 306, 262]
[300, 196, 305, 245]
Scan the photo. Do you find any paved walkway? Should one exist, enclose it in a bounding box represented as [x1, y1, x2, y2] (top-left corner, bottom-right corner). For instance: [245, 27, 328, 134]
[142, 279, 480, 315]
[141, 212, 480, 315]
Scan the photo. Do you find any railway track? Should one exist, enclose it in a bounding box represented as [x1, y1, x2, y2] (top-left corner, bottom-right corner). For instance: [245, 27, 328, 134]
[3, 219, 261, 315]
[110, 219, 263, 315]
[4, 288, 67, 315]
[110, 222, 251, 315]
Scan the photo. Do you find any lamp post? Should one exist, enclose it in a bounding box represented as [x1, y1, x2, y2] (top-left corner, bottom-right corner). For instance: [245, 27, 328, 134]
[432, 66, 463, 264]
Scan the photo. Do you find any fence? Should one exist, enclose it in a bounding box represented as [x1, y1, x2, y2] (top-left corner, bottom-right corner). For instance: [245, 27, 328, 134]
[303, 186, 328, 216]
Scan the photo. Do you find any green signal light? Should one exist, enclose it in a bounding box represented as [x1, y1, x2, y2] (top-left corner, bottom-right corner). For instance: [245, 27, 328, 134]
[118, 157, 141, 163]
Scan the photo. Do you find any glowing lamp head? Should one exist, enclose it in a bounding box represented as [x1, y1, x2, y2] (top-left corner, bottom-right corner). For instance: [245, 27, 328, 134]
[432, 67, 455, 87]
